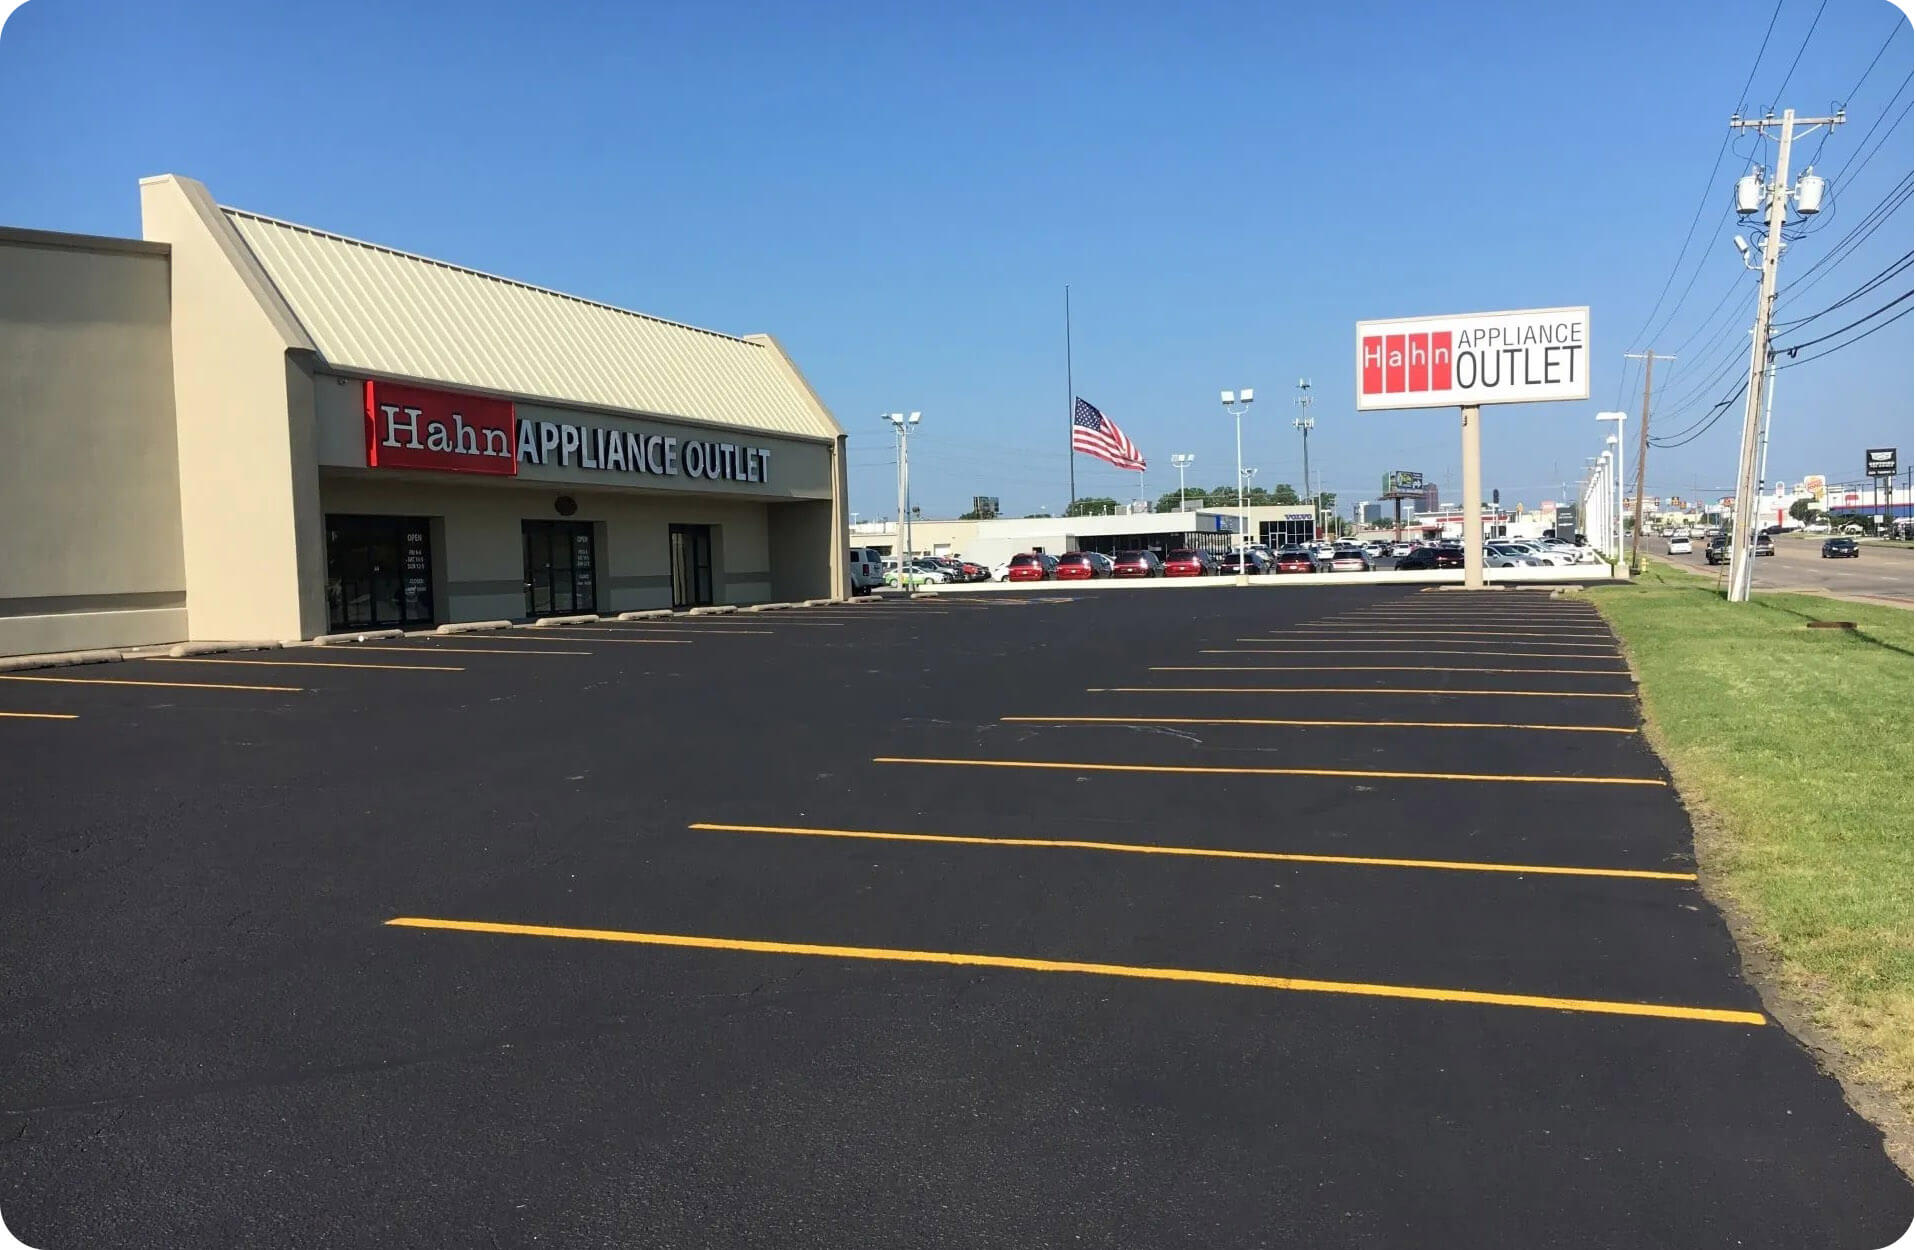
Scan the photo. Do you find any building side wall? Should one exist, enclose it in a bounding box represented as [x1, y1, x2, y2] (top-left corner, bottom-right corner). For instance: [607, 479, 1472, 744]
[141, 175, 319, 642]
[0, 231, 187, 656]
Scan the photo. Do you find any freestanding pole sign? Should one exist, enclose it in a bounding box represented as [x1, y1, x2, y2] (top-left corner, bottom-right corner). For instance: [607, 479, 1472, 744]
[1355, 307, 1590, 588]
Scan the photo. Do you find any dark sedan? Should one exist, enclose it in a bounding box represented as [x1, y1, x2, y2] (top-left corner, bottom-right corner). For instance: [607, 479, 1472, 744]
[1394, 546, 1464, 570]
[1822, 537, 1859, 558]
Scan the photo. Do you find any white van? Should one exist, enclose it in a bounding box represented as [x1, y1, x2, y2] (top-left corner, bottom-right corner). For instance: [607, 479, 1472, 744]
[848, 547, 884, 594]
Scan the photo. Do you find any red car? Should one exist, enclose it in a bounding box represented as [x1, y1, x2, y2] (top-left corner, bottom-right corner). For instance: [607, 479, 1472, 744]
[1110, 550, 1163, 578]
[1052, 552, 1109, 580]
[1005, 552, 1056, 582]
[1272, 547, 1316, 573]
[1161, 548, 1217, 577]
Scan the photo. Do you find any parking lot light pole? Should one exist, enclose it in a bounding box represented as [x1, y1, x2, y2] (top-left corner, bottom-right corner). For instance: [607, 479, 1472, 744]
[885, 412, 921, 585]
[1171, 453, 1195, 510]
[1222, 389, 1254, 584]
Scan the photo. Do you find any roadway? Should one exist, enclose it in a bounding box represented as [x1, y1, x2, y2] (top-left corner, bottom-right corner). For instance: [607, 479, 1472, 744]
[1654, 533, 1913, 605]
[2, 591, 1908, 1247]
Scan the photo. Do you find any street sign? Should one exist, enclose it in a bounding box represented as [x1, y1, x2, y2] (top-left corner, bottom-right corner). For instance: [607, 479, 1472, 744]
[1354, 306, 1590, 411]
[1865, 448, 1897, 477]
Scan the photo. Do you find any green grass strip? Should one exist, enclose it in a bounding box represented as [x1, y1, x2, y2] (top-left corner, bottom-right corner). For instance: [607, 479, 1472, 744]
[1587, 562, 1913, 1115]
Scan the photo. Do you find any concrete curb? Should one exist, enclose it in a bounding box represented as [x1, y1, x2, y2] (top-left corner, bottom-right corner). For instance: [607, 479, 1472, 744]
[436, 620, 513, 634]
[0, 648, 125, 672]
[530, 615, 600, 627]
[312, 629, 405, 645]
[688, 605, 737, 616]
[617, 610, 675, 620]
[167, 641, 280, 658]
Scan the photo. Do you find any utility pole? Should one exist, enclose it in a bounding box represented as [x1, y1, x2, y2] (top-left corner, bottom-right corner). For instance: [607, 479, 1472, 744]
[1625, 351, 1672, 572]
[1726, 107, 1843, 602]
[1294, 379, 1315, 539]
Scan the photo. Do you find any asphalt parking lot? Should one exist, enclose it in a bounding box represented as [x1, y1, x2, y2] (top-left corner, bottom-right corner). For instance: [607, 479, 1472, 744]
[3, 589, 1909, 1248]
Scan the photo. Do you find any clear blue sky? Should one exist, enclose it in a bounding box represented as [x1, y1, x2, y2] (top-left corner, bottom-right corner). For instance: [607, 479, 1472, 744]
[4, 0, 1908, 518]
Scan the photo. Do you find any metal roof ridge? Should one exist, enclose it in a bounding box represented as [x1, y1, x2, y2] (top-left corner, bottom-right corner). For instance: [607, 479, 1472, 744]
[217, 205, 766, 349]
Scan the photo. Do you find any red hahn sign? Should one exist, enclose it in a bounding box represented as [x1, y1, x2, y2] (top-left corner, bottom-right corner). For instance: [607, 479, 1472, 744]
[364, 380, 517, 475]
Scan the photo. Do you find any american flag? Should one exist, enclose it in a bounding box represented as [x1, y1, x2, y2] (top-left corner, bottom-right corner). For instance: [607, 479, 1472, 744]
[1071, 398, 1146, 471]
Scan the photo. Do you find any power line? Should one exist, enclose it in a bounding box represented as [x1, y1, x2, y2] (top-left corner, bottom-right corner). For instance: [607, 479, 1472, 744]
[1773, 289, 1912, 354]
[1620, 0, 1787, 353]
[1775, 304, 1911, 369]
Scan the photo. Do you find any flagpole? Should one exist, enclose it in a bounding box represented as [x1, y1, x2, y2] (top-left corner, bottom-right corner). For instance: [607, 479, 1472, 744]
[1065, 284, 1076, 508]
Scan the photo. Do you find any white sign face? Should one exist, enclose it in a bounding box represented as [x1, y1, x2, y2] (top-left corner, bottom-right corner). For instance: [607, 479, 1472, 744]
[1355, 306, 1590, 411]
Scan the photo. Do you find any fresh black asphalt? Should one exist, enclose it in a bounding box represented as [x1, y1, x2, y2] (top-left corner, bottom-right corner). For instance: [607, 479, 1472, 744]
[2, 587, 1909, 1247]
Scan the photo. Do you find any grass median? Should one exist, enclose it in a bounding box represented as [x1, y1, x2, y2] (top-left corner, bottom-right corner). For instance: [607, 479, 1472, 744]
[1587, 561, 1913, 1135]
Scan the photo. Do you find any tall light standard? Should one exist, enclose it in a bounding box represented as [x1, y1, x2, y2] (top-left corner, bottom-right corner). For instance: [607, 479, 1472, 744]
[1221, 389, 1255, 583]
[1595, 411, 1627, 568]
[1294, 379, 1316, 538]
[1171, 453, 1196, 510]
[884, 411, 921, 585]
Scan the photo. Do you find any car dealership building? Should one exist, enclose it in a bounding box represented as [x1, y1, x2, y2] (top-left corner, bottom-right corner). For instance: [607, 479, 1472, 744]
[0, 175, 849, 657]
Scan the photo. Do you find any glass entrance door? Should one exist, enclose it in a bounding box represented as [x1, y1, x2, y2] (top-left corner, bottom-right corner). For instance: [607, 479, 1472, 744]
[669, 524, 714, 608]
[523, 521, 597, 617]
[326, 515, 434, 631]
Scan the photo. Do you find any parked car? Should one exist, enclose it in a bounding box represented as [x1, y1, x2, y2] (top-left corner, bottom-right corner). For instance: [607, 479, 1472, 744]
[1396, 546, 1464, 570]
[1821, 536, 1860, 558]
[848, 547, 884, 594]
[1052, 551, 1112, 580]
[1326, 544, 1372, 572]
[1217, 548, 1275, 576]
[1272, 546, 1317, 573]
[1667, 535, 1692, 555]
[1110, 550, 1163, 578]
[1162, 548, 1218, 577]
[1005, 552, 1057, 582]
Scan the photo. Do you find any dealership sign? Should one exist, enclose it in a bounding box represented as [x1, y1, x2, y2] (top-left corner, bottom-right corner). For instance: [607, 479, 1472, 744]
[1355, 307, 1590, 411]
[364, 381, 773, 483]
[1866, 448, 1898, 477]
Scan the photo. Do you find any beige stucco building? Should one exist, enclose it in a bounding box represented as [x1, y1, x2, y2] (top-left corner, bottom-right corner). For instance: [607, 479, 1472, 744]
[1, 175, 848, 657]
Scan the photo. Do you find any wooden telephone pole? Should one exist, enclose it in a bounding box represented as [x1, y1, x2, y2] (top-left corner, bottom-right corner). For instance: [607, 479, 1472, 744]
[1625, 350, 1673, 572]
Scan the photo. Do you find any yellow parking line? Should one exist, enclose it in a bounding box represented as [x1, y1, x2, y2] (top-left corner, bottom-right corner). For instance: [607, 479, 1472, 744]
[152, 657, 464, 672]
[0, 710, 79, 720]
[1091, 686, 1636, 699]
[1292, 628, 1614, 639]
[0, 674, 301, 693]
[1205, 649, 1627, 662]
[568, 626, 775, 635]
[874, 755, 1665, 787]
[502, 634, 691, 644]
[335, 644, 594, 656]
[687, 821, 1694, 880]
[1249, 636, 1624, 644]
[1002, 715, 1635, 734]
[1152, 665, 1630, 676]
[385, 916, 1761, 1026]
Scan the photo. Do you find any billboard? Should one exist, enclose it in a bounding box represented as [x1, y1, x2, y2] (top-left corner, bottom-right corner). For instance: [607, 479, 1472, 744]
[1355, 307, 1590, 411]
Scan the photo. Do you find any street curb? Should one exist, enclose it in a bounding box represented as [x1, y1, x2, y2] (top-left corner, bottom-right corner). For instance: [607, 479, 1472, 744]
[312, 629, 405, 645]
[0, 648, 125, 673]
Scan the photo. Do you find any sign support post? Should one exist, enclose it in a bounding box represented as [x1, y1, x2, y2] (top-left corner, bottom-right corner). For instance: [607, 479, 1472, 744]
[1460, 406, 1484, 589]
